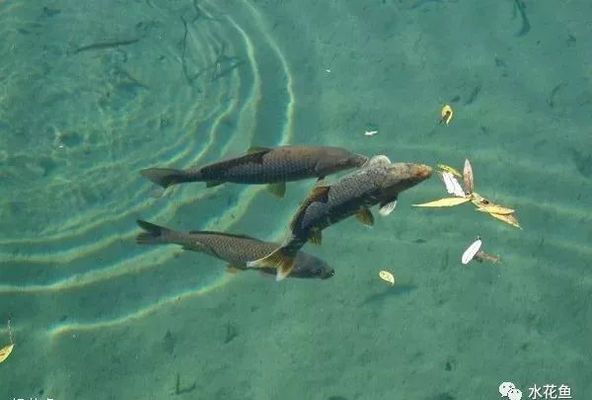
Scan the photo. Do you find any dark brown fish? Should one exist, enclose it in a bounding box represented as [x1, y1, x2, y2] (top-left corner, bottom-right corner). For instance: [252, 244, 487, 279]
[140, 145, 368, 197]
[135, 220, 334, 280]
[247, 156, 432, 280]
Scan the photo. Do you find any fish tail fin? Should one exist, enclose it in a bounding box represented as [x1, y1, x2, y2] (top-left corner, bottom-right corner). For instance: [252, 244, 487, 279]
[140, 168, 196, 189]
[247, 245, 297, 282]
[136, 219, 174, 245]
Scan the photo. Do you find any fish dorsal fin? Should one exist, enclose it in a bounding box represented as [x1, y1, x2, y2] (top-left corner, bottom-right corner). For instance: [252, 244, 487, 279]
[247, 146, 271, 154]
[243, 147, 271, 164]
[188, 230, 259, 241]
[309, 184, 330, 202]
[356, 207, 375, 226]
[289, 185, 330, 231]
[309, 229, 322, 245]
[267, 182, 286, 198]
[363, 155, 391, 168]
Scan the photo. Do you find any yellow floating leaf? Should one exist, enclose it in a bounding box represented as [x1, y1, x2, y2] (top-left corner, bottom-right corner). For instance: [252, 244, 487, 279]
[470, 192, 489, 207]
[413, 197, 471, 207]
[476, 204, 515, 215]
[488, 212, 522, 229]
[0, 344, 14, 364]
[440, 104, 454, 125]
[437, 164, 462, 178]
[378, 270, 395, 286]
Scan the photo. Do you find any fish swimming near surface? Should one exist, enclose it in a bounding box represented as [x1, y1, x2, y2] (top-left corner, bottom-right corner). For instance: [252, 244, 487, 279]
[140, 145, 368, 197]
[247, 156, 433, 280]
[135, 219, 334, 280]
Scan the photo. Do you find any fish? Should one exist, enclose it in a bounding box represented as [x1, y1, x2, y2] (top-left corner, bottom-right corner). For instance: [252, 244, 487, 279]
[135, 220, 334, 280]
[247, 156, 433, 280]
[140, 145, 368, 197]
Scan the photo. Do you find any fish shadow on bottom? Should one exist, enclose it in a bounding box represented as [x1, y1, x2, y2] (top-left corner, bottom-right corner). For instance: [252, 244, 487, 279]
[359, 284, 417, 306]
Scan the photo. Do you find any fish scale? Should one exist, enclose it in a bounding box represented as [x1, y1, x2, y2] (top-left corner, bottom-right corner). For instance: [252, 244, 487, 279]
[297, 165, 390, 233]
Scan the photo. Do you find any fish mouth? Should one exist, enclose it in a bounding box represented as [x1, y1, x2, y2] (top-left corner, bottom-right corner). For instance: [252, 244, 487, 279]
[415, 164, 433, 180]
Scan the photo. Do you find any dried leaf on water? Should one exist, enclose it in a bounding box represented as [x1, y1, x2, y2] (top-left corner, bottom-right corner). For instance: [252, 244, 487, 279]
[413, 197, 471, 207]
[462, 238, 483, 265]
[0, 344, 14, 364]
[476, 204, 515, 215]
[437, 163, 463, 178]
[488, 212, 522, 229]
[440, 104, 454, 125]
[378, 270, 396, 286]
[463, 159, 474, 194]
[442, 172, 466, 197]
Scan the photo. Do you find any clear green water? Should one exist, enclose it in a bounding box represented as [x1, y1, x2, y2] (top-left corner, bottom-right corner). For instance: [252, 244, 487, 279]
[0, 0, 590, 399]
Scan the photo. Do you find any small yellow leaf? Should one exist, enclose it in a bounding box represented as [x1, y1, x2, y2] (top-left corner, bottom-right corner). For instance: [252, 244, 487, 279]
[476, 204, 515, 215]
[440, 104, 454, 125]
[437, 164, 463, 178]
[488, 212, 522, 229]
[0, 344, 14, 364]
[413, 197, 471, 207]
[378, 270, 395, 286]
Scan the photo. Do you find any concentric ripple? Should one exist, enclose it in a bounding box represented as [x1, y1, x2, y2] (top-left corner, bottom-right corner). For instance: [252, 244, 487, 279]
[0, 0, 295, 330]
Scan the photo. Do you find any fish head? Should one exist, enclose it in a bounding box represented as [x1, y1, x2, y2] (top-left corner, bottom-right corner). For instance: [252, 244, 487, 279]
[314, 148, 368, 176]
[381, 163, 433, 197]
[292, 252, 335, 279]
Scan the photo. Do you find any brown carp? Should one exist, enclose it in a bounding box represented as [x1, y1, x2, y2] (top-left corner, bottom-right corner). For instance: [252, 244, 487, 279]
[135, 219, 334, 280]
[140, 145, 368, 197]
[247, 156, 432, 280]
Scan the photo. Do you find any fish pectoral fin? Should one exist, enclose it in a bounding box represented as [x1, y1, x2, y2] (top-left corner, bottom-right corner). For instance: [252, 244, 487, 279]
[356, 207, 375, 226]
[267, 182, 286, 198]
[247, 146, 271, 154]
[309, 229, 322, 245]
[226, 264, 242, 274]
[245, 147, 271, 164]
[379, 198, 397, 216]
[206, 180, 224, 188]
[276, 262, 296, 282]
[246, 247, 296, 282]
